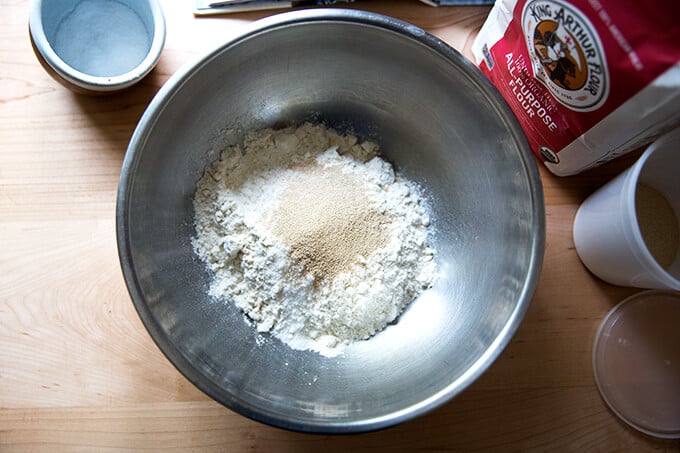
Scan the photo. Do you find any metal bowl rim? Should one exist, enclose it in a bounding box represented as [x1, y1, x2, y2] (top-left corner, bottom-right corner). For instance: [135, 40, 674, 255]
[116, 8, 546, 434]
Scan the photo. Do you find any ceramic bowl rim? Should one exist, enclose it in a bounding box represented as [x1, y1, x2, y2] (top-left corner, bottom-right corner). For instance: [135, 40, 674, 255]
[28, 0, 166, 92]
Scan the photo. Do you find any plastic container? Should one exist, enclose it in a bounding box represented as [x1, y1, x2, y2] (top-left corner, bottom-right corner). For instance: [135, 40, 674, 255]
[593, 290, 680, 438]
[573, 128, 680, 290]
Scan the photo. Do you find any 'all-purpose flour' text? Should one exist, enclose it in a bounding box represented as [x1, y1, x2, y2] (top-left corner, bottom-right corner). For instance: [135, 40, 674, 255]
[506, 52, 559, 132]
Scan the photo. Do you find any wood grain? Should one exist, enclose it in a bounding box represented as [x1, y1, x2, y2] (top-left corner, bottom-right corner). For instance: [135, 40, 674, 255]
[1, 0, 679, 451]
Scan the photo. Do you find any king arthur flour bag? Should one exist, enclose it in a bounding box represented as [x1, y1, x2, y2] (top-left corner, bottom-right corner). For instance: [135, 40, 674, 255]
[472, 0, 680, 176]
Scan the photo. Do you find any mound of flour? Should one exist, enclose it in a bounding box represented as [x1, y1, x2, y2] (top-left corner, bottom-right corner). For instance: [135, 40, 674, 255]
[192, 123, 436, 356]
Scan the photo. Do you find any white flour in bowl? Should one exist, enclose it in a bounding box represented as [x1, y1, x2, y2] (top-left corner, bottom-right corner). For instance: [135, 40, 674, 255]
[192, 123, 436, 356]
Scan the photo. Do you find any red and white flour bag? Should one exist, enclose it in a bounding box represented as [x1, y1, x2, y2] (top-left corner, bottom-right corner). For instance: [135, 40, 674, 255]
[471, 0, 680, 176]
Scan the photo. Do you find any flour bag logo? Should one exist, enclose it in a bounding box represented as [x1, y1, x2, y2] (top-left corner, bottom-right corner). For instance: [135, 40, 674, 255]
[522, 0, 609, 111]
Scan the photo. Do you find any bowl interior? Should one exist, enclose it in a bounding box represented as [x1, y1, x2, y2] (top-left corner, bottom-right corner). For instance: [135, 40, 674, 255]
[118, 11, 544, 432]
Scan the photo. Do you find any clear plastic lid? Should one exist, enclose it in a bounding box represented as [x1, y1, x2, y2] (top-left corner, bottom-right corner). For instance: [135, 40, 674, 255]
[593, 290, 680, 438]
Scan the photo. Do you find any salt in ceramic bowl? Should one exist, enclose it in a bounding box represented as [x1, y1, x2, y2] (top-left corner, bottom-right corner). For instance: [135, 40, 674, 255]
[29, 0, 165, 94]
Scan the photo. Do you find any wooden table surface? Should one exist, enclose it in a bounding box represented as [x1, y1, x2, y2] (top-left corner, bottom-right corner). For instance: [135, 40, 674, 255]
[1, 0, 678, 451]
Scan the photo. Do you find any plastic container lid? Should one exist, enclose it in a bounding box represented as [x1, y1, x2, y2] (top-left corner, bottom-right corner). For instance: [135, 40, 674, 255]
[593, 290, 680, 438]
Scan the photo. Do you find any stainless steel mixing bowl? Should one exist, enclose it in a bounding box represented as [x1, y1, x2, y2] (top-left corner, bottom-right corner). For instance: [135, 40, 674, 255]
[117, 9, 545, 433]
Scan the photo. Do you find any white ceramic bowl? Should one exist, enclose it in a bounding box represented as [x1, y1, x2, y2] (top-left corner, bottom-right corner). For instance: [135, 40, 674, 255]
[29, 0, 165, 94]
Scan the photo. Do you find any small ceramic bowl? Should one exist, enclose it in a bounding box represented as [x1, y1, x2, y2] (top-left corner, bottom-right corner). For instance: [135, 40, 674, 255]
[29, 0, 165, 94]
